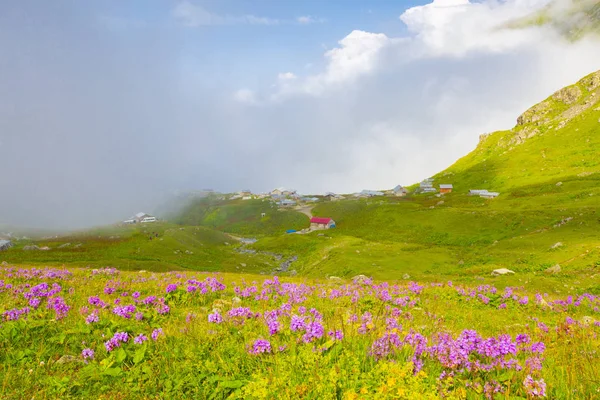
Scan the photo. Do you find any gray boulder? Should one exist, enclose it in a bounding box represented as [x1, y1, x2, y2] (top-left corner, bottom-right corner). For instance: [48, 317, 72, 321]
[545, 264, 561, 274]
[491, 268, 515, 276]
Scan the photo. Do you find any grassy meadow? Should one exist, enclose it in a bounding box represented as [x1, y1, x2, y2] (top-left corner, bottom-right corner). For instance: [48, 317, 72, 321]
[1, 265, 599, 399]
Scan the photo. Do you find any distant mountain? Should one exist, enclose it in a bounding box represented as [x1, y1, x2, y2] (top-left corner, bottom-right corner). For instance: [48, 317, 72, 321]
[507, 0, 600, 40]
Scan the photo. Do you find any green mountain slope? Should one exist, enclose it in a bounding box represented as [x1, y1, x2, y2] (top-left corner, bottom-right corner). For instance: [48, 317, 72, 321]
[508, 0, 600, 40]
[436, 70, 600, 196]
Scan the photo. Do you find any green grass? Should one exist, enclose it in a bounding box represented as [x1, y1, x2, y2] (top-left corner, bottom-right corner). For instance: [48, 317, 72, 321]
[0, 222, 281, 274]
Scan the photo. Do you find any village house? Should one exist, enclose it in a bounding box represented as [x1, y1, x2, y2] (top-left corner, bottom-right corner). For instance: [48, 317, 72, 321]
[480, 191, 500, 199]
[324, 192, 344, 201]
[393, 185, 408, 196]
[279, 199, 297, 207]
[310, 217, 336, 230]
[469, 189, 499, 198]
[439, 184, 453, 194]
[420, 179, 436, 193]
[124, 212, 156, 224]
[271, 187, 296, 197]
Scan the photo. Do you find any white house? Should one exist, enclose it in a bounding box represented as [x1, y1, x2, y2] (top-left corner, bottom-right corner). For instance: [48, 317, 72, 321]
[480, 191, 500, 199]
[123, 212, 157, 224]
[469, 189, 499, 198]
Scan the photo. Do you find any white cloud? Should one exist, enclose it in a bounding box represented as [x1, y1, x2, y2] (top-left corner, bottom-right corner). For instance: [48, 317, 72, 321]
[296, 15, 325, 25]
[173, 1, 280, 26]
[227, 0, 600, 194]
[278, 72, 297, 81]
[233, 89, 257, 104]
[297, 16, 315, 24]
[276, 30, 396, 97]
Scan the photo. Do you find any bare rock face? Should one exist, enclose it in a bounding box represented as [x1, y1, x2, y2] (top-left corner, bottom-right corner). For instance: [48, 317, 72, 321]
[552, 85, 582, 105]
[517, 100, 552, 126]
[584, 71, 600, 91]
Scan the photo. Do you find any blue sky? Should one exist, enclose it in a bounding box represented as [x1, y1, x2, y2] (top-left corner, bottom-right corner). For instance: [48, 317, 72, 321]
[1, 0, 600, 228]
[86, 0, 428, 89]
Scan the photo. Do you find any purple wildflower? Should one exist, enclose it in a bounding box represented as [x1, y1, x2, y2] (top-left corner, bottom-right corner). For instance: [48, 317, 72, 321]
[249, 339, 271, 355]
[523, 375, 546, 397]
[82, 348, 94, 360]
[166, 284, 177, 293]
[208, 311, 223, 323]
[530, 342, 546, 354]
[151, 328, 164, 341]
[134, 334, 148, 344]
[85, 311, 99, 324]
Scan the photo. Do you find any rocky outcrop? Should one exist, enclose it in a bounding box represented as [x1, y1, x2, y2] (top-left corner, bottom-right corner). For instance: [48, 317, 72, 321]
[516, 100, 552, 126]
[552, 85, 582, 105]
[583, 71, 600, 91]
[545, 264, 561, 274]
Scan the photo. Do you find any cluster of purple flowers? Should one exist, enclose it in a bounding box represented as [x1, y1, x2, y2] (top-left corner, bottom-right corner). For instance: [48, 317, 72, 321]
[249, 339, 271, 355]
[104, 331, 129, 352]
[3, 306, 31, 321]
[85, 310, 100, 324]
[47, 296, 70, 320]
[81, 348, 95, 361]
[154, 298, 170, 315]
[112, 304, 136, 319]
[208, 310, 223, 323]
[134, 334, 148, 344]
[151, 328, 164, 341]
[227, 307, 257, 320]
[523, 375, 547, 397]
[165, 284, 178, 293]
[88, 296, 108, 308]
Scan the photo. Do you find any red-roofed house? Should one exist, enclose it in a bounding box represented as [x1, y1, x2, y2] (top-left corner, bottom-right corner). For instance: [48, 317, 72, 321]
[310, 217, 336, 230]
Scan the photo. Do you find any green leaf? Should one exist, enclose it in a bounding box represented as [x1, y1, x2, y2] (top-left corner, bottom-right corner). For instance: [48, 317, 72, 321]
[133, 347, 146, 364]
[115, 348, 127, 363]
[497, 370, 515, 382]
[221, 380, 244, 389]
[322, 340, 335, 350]
[103, 367, 122, 377]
